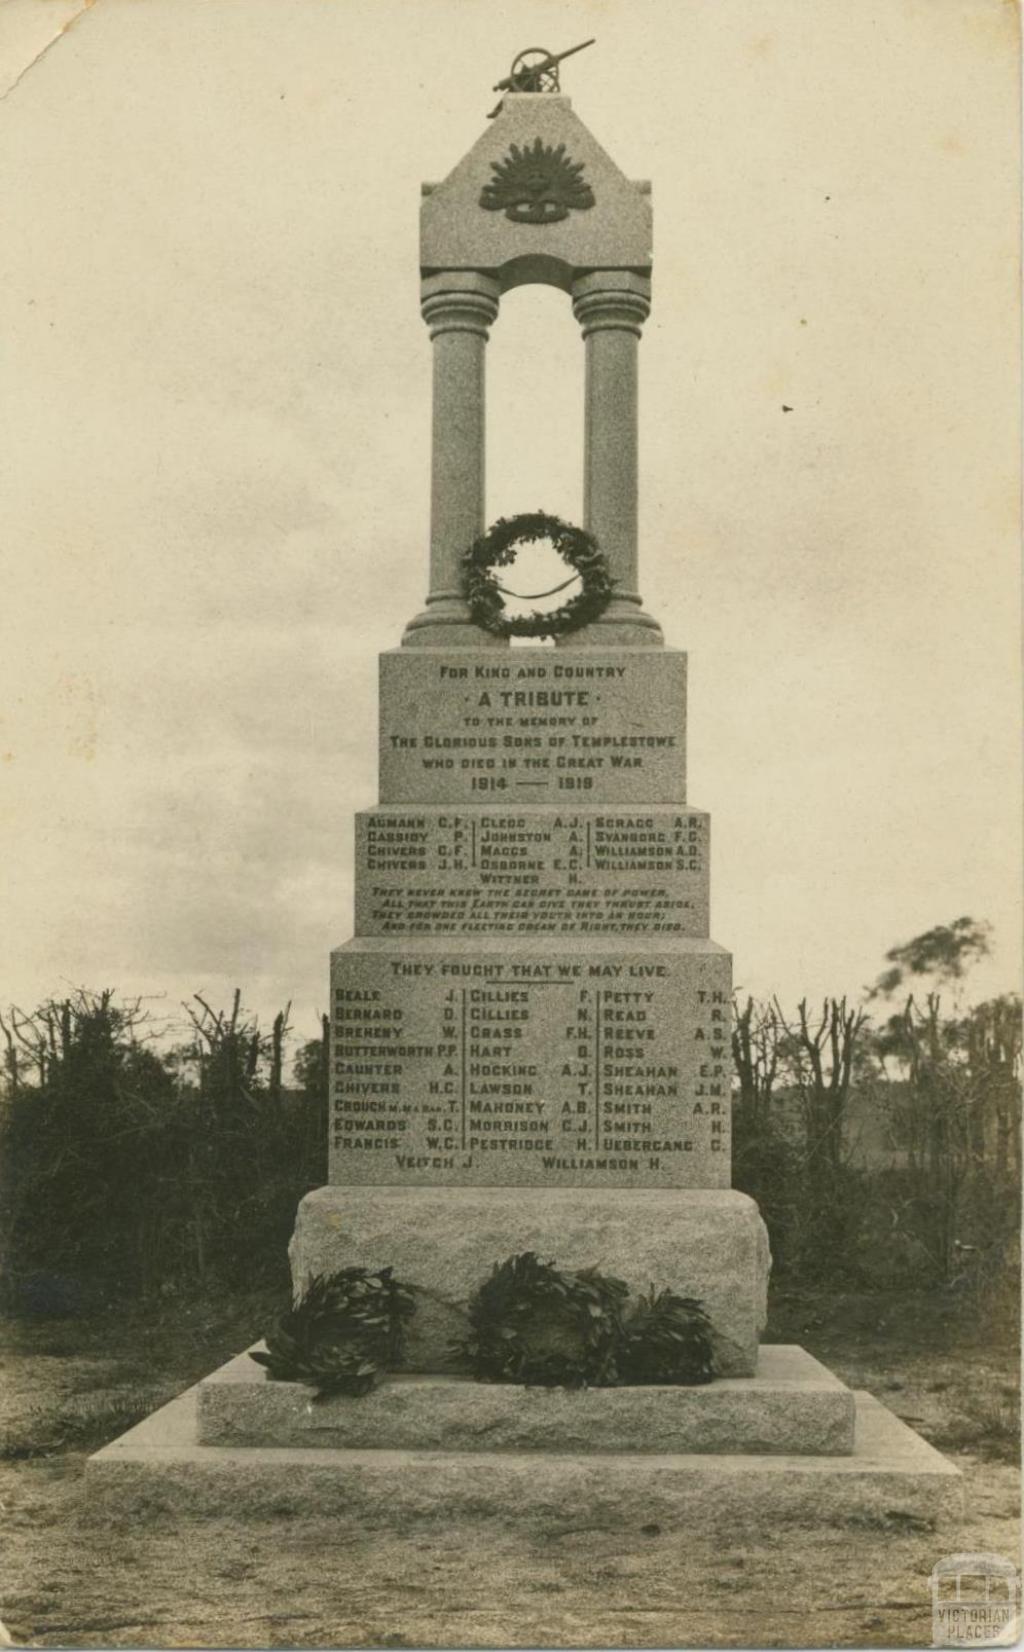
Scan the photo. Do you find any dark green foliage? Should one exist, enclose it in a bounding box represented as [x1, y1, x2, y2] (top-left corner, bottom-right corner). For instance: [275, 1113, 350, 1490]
[616, 1288, 715, 1386]
[870, 993, 1022, 1287]
[866, 917, 992, 1003]
[731, 994, 871, 1282]
[293, 1017, 330, 1181]
[251, 1268, 416, 1398]
[455, 1252, 630, 1387]
[731, 955, 1021, 1297]
[0, 989, 325, 1310]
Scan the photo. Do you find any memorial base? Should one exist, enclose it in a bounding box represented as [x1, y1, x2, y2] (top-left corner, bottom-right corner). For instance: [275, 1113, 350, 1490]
[87, 1378, 962, 1530]
[86, 1196, 961, 1531]
[197, 1345, 856, 1456]
[290, 1185, 770, 1377]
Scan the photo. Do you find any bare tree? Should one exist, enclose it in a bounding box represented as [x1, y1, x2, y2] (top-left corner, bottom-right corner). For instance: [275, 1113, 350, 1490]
[773, 996, 866, 1172]
[731, 996, 781, 1128]
[269, 1004, 292, 1107]
[885, 992, 1022, 1283]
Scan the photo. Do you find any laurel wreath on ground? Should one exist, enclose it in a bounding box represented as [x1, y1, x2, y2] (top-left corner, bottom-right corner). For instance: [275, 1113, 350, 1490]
[252, 1256, 715, 1397]
[462, 511, 614, 639]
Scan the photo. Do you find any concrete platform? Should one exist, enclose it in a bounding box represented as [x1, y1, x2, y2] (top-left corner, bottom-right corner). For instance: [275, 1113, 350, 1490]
[196, 1344, 856, 1456]
[89, 1381, 962, 1531]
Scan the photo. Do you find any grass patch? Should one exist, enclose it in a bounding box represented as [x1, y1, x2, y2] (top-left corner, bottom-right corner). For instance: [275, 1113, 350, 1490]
[931, 1393, 1021, 1463]
[0, 1388, 167, 1460]
[833, 1509, 937, 1533]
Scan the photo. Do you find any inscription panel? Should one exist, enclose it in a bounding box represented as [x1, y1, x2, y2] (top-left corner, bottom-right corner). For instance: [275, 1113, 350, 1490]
[379, 648, 686, 805]
[330, 937, 730, 1189]
[355, 806, 710, 937]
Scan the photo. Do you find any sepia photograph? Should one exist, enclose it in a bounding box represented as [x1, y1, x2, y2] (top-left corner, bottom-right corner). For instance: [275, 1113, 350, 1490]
[0, 0, 1020, 1646]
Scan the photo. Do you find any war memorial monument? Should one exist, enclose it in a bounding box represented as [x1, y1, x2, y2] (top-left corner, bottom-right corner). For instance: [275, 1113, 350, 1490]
[90, 48, 961, 1530]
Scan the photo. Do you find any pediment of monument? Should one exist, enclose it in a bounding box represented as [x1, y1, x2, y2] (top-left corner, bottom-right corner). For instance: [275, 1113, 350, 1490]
[421, 95, 652, 291]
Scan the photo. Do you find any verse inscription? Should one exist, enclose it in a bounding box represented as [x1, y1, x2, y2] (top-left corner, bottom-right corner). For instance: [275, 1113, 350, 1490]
[354, 806, 710, 936]
[379, 649, 687, 805]
[330, 940, 731, 1188]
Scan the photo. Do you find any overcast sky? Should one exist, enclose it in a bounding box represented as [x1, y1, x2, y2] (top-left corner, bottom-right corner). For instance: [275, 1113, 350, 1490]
[1, 0, 1019, 1050]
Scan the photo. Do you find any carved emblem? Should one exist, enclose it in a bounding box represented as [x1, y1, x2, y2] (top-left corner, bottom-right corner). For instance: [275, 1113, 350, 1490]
[479, 138, 595, 225]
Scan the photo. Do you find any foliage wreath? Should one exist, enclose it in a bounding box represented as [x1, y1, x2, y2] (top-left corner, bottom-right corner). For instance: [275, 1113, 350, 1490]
[251, 1267, 416, 1399]
[454, 1251, 629, 1388]
[615, 1287, 715, 1386]
[251, 1257, 716, 1400]
[462, 511, 614, 639]
[454, 1254, 717, 1389]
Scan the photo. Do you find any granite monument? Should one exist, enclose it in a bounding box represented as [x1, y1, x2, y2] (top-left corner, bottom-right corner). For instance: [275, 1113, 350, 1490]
[90, 50, 962, 1529]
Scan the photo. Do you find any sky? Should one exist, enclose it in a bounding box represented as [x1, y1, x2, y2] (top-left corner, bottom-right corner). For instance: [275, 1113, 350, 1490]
[0, 0, 1019, 1053]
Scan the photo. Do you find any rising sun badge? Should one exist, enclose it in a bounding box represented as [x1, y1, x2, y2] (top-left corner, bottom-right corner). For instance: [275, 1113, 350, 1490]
[479, 138, 595, 225]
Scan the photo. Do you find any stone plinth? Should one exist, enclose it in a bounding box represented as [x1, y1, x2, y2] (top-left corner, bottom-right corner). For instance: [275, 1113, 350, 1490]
[379, 649, 686, 805]
[290, 1186, 768, 1377]
[88, 1386, 964, 1531]
[354, 805, 710, 939]
[330, 935, 731, 1189]
[197, 1346, 856, 1457]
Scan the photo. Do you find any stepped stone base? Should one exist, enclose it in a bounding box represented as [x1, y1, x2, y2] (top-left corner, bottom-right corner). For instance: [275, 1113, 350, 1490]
[290, 1186, 770, 1377]
[88, 1382, 963, 1530]
[197, 1345, 856, 1456]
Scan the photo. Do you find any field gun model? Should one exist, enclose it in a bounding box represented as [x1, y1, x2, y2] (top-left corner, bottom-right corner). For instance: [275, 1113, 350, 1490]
[488, 40, 595, 117]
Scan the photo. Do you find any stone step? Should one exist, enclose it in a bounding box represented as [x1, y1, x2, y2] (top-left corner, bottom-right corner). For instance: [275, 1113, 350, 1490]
[88, 1383, 962, 1531]
[196, 1344, 855, 1456]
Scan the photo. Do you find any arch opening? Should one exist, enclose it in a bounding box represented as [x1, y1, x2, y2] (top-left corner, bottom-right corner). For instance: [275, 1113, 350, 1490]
[487, 282, 583, 645]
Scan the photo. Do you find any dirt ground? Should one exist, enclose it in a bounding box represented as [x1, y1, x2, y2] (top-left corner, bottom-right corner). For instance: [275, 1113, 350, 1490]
[0, 1283, 1019, 1650]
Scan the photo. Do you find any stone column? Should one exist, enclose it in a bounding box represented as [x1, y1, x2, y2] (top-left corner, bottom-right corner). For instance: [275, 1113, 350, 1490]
[566, 270, 662, 646]
[403, 271, 504, 647]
